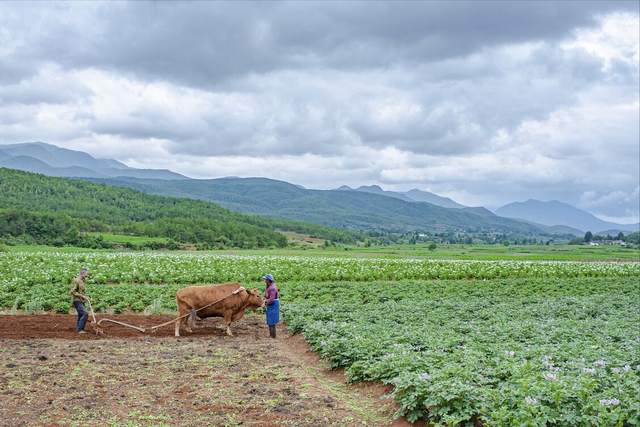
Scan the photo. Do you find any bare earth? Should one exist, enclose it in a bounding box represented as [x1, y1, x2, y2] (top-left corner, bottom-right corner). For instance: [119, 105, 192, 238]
[0, 314, 425, 427]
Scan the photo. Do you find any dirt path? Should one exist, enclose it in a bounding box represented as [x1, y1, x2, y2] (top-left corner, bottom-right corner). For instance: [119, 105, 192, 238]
[0, 314, 422, 427]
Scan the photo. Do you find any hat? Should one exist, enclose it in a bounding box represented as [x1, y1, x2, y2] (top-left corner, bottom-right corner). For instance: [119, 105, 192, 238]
[263, 274, 275, 282]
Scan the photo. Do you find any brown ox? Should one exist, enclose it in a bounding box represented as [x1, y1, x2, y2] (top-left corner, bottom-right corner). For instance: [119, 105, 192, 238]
[175, 282, 264, 337]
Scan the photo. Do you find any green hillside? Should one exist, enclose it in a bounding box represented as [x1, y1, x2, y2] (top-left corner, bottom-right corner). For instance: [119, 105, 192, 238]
[0, 168, 359, 249]
[85, 176, 551, 235]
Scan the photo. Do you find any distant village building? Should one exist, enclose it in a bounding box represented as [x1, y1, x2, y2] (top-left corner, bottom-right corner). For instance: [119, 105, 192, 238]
[587, 240, 626, 246]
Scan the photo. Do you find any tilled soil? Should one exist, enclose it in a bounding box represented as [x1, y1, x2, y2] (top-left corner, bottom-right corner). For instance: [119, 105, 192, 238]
[0, 314, 423, 427]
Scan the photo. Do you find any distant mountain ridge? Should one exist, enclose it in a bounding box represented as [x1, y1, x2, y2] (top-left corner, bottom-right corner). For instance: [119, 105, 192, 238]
[0, 142, 188, 180]
[495, 199, 639, 234]
[2, 141, 636, 236]
[81, 175, 557, 235]
[337, 185, 466, 209]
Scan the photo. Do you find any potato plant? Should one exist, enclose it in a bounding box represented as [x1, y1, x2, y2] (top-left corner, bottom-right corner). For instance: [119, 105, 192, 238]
[282, 278, 640, 426]
[1, 252, 638, 287]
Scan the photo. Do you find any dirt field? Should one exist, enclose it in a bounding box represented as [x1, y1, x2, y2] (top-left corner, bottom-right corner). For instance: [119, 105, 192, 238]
[0, 314, 424, 427]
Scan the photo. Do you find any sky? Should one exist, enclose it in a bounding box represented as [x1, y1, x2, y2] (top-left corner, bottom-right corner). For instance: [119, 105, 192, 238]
[0, 1, 638, 224]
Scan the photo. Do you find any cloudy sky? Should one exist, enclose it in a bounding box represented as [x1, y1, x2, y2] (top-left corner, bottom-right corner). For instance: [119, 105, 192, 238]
[1, 1, 638, 223]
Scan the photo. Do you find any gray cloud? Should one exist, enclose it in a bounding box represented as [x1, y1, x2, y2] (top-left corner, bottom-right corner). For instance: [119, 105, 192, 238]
[0, 1, 637, 223]
[11, 2, 637, 87]
[0, 71, 93, 106]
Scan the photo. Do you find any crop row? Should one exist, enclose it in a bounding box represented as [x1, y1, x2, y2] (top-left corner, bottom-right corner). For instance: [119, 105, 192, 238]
[282, 278, 640, 426]
[1, 252, 638, 288]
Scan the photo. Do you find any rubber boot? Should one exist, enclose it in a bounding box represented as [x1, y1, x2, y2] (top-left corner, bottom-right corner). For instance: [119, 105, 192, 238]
[269, 325, 276, 339]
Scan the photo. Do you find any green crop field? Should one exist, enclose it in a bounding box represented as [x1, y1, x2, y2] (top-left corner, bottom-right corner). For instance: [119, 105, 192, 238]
[336, 243, 639, 261]
[2, 242, 639, 261]
[0, 251, 638, 426]
[284, 278, 639, 426]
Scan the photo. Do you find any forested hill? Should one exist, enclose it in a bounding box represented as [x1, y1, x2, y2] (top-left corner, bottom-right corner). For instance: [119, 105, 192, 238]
[84, 176, 548, 235]
[0, 168, 359, 249]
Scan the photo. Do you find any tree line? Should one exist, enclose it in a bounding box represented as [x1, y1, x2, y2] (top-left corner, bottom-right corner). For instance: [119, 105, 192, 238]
[569, 230, 639, 246]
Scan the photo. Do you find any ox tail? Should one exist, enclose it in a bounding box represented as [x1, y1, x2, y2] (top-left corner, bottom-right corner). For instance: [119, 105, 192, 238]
[176, 291, 197, 323]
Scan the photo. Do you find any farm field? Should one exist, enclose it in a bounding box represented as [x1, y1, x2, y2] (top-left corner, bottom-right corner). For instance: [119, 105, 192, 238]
[0, 314, 404, 427]
[338, 244, 640, 262]
[284, 278, 640, 426]
[4, 243, 640, 261]
[1, 251, 639, 426]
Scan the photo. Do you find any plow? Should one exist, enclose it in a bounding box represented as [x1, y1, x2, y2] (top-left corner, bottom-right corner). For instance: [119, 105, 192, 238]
[86, 300, 105, 336]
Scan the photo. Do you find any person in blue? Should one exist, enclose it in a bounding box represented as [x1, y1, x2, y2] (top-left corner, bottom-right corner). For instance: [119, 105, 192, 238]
[263, 273, 279, 338]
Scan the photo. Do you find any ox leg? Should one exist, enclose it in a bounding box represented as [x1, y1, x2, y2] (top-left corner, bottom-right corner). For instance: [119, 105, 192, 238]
[224, 315, 234, 337]
[226, 322, 234, 337]
[174, 314, 193, 337]
[185, 316, 194, 333]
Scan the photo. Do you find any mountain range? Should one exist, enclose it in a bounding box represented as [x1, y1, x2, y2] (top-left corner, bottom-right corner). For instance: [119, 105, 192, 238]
[82, 176, 556, 235]
[336, 185, 466, 209]
[1, 142, 637, 235]
[495, 200, 638, 235]
[0, 142, 187, 180]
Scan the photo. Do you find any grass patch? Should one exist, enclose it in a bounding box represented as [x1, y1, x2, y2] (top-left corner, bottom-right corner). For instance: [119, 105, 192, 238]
[91, 233, 172, 245]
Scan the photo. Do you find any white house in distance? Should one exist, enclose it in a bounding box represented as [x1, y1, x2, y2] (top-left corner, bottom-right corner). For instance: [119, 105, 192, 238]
[587, 240, 626, 246]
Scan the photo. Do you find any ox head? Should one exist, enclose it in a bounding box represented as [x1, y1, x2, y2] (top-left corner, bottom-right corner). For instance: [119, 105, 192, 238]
[244, 288, 265, 311]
